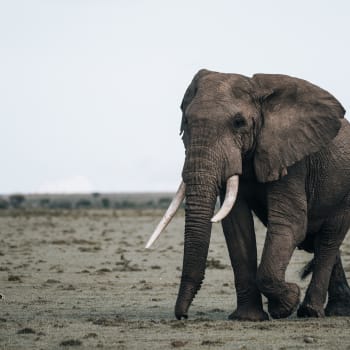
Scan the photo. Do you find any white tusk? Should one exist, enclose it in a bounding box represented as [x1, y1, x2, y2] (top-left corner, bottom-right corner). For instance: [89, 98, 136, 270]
[145, 181, 186, 249]
[211, 175, 239, 223]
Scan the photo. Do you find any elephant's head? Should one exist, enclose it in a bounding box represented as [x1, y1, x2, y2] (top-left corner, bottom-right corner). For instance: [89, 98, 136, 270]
[146, 69, 345, 319]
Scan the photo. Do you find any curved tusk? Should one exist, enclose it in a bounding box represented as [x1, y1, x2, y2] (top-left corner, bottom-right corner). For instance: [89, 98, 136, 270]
[211, 175, 239, 223]
[145, 181, 186, 249]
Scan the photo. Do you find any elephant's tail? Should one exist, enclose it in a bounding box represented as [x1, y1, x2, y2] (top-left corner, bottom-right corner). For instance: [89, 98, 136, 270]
[300, 258, 314, 280]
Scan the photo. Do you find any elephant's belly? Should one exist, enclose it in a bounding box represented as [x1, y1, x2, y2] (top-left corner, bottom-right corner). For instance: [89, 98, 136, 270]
[306, 217, 324, 235]
[307, 193, 350, 223]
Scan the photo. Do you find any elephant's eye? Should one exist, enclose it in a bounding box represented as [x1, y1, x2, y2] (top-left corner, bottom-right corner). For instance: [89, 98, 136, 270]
[232, 113, 246, 129]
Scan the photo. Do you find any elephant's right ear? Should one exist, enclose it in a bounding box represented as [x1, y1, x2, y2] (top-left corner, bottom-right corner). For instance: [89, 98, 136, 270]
[252, 74, 345, 182]
[180, 69, 212, 135]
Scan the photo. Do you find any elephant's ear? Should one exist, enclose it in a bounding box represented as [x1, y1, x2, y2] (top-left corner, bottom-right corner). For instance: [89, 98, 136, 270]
[252, 74, 345, 182]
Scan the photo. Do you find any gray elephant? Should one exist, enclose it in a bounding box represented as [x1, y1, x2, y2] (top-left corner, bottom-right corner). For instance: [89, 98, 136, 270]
[146, 69, 350, 321]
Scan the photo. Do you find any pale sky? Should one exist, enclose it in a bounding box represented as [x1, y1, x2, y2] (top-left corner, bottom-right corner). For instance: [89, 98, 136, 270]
[1, 0, 349, 193]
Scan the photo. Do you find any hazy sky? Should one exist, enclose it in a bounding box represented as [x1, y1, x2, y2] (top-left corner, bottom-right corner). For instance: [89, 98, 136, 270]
[1, 1, 349, 193]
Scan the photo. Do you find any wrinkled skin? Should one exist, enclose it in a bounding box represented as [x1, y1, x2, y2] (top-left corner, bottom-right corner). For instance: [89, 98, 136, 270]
[175, 69, 350, 321]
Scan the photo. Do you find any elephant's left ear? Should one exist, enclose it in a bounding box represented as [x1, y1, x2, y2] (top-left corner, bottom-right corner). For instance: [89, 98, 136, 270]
[252, 74, 345, 182]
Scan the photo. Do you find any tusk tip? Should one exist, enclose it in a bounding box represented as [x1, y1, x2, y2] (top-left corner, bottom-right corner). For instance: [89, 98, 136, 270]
[145, 241, 153, 249]
[144, 180, 185, 250]
[210, 217, 220, 223]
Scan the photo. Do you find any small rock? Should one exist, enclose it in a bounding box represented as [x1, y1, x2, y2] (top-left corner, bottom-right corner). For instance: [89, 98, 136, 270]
[304, 336, 315, 343]
[59, 284, 76, 291]
[96, 268, 112, 274]
[206, 258, 227, 270]
[60, 339, 82, 346]
[8, 275, 22, 282]
[139, 284, 152, 291]
[171, 321, 186, 329]
[83, 333, 98, 339]
[210, 308, 224, 313]
[201, 340, 223, 346]
[45, 279, 61, 284]
[171, 340, 188, 347]
[92, 315, 124, 326]
[17, 328, 36, 334]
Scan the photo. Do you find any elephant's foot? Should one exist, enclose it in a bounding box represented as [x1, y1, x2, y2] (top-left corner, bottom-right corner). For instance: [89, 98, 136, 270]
[228, 306, 269, 322]
[325, 297, 350, 316]
[297, 303, 325, 318]
[268, 283, 300, 319]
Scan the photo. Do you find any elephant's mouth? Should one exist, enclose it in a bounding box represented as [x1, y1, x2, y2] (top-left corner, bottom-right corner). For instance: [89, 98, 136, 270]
[145, 174, 239, 249]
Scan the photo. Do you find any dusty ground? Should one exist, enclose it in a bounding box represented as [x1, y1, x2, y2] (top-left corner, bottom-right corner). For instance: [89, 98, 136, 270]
[0, 209, 349, 350]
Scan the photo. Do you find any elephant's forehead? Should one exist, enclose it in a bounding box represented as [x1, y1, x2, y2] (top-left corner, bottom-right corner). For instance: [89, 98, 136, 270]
[198, 74, 231, 91]
[197, 73, 252, 97]
[186, 72, 256, 119]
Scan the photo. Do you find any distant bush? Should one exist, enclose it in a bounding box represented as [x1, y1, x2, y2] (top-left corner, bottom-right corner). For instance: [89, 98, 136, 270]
[101, 198, 110, 208]
[121, 200, 136, 209]
[114, 200, 136, 209]
[158, 197, 172, 208]
[0, 198, 9, 209]
[76, 199, 92, 209]
[144, 200, 155, 208]
[39, 198, 50, 207]
[92, 192, 100, 198]
[9, 194, 26, 208]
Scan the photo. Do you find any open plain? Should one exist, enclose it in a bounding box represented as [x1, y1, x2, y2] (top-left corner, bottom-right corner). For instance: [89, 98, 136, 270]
[0, 208, 350, 349]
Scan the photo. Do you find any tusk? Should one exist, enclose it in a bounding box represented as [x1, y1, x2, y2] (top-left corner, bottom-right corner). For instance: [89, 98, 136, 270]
[145, 181, 186, 249]
[211, 175, 239, 223]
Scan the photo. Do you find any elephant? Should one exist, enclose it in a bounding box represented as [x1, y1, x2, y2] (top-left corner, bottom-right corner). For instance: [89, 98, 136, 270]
[146, 69, 350, 321]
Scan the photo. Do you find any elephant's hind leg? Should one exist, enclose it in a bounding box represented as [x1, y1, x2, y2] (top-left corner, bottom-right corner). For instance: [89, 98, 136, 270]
[298, 210, 350, 318]
[325, 253, 350, 316]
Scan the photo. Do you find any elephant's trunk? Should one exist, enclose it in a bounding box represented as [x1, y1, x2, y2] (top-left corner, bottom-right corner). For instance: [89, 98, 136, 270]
[175, 133, 241, 319]
[174, 128, 243, 319]
[175, 179, 217, 319]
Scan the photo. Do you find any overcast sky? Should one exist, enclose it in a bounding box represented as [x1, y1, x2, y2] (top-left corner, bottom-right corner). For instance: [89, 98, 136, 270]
[1, 1, 349, 193]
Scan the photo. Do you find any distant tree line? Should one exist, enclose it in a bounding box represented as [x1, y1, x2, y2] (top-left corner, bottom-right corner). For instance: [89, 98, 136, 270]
[0, 193, 177, 210]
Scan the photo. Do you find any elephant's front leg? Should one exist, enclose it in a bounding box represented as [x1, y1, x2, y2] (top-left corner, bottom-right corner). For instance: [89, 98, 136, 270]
[221, 194, 268, 321]
[257, 172, 307, 319]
